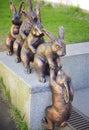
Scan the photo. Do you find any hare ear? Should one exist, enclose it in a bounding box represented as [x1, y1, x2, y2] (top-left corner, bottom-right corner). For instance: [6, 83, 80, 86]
[18, 2, 25, 14]
[42, 28, 57, 43]
[10, 1, 17, 14]
[36, 2, 41, 22]
[28, 0, 32, 12]
[58, 26, 64, 40]
[22, 10, 28, 18]
[64, 82, 70, 103]
[22, 10, 31, 20]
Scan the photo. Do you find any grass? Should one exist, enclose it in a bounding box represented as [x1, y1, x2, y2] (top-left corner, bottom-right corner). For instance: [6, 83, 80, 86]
[11, 106, 28, 130]
[0, 77, 28, 130]
[41, 4, 89, 44]
[1, 0, 89, 44]
[0, 77, 11, 101]
[0, 0, 28, 39]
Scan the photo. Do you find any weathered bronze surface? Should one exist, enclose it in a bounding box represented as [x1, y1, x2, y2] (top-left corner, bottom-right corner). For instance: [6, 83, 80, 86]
[6, 1, 24, 55]
[34, 26, 66, 83]
[42, 68, 74, 129]
[13, 0, 33, 63]
[21, 19, 44, 73]
[19, 1, 45, 73]
[6, 1, 74, 129]
[13, 1, 42, 63]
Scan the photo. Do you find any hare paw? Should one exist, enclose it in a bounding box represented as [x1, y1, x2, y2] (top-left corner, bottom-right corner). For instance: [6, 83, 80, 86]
[39, 76, 46, 83]
[42, 118, 53, 130]
[7, 51, 13, 56]
[15, 57, 21, 63]
[24, 67, 31, 74]
[60, 121, 67, 127]
[42, 117, 48, 124]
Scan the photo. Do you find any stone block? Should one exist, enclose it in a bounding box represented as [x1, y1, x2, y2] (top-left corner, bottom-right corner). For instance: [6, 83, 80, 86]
[62, 42, 89, 90]
[0, 52, 51, 130]
[0, 42, 89, 129]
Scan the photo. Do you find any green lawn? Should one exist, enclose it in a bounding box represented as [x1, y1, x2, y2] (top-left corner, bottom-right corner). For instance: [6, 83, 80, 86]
[0, 0, 89, 44]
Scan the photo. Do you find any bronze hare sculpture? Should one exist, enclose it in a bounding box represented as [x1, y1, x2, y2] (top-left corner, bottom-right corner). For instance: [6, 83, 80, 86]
[21, 20, 44, 74]
[13, 1, 41, 63]
[42, 68, 74, 130]
[34, 26, 66, 83]
[6, 1, 24, 55]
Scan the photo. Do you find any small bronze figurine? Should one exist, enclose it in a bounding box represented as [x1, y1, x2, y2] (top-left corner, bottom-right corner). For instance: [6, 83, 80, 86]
[6, 1, 24, 55]
[13, 1, 42, 63]
[42, 68, 74, 129]
[21, 20, 44, 73]
[13, 0, 33, 63]
[34, 26, 66, 83]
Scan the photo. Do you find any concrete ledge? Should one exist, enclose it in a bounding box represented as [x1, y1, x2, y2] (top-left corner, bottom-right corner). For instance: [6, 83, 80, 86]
[66, 42, 89, 56]
[0, 42, 89, 129]
[0, 52, 51, 130]
[62, 42, 89, 90]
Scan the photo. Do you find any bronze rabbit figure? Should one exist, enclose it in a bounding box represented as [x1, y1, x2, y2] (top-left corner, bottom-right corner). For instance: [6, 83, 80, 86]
[6, 1, 24, 55]
[21, 13, 44, 73]
[34, 26, 66, 83]
[13, 1, 41, 63]
[42, 68, 74, 129]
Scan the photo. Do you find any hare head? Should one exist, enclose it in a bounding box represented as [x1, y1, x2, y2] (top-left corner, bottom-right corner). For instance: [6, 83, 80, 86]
[51, 40, 63, 56]
[22, 1, 42, 35]
[22, 1, 41, 23]
[31, 3, 43, 37]
[31, 2, 41, 22]
[10, 1, 24, 25]
[52, 26, 66, 56]
[31, 21, 43, 36]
